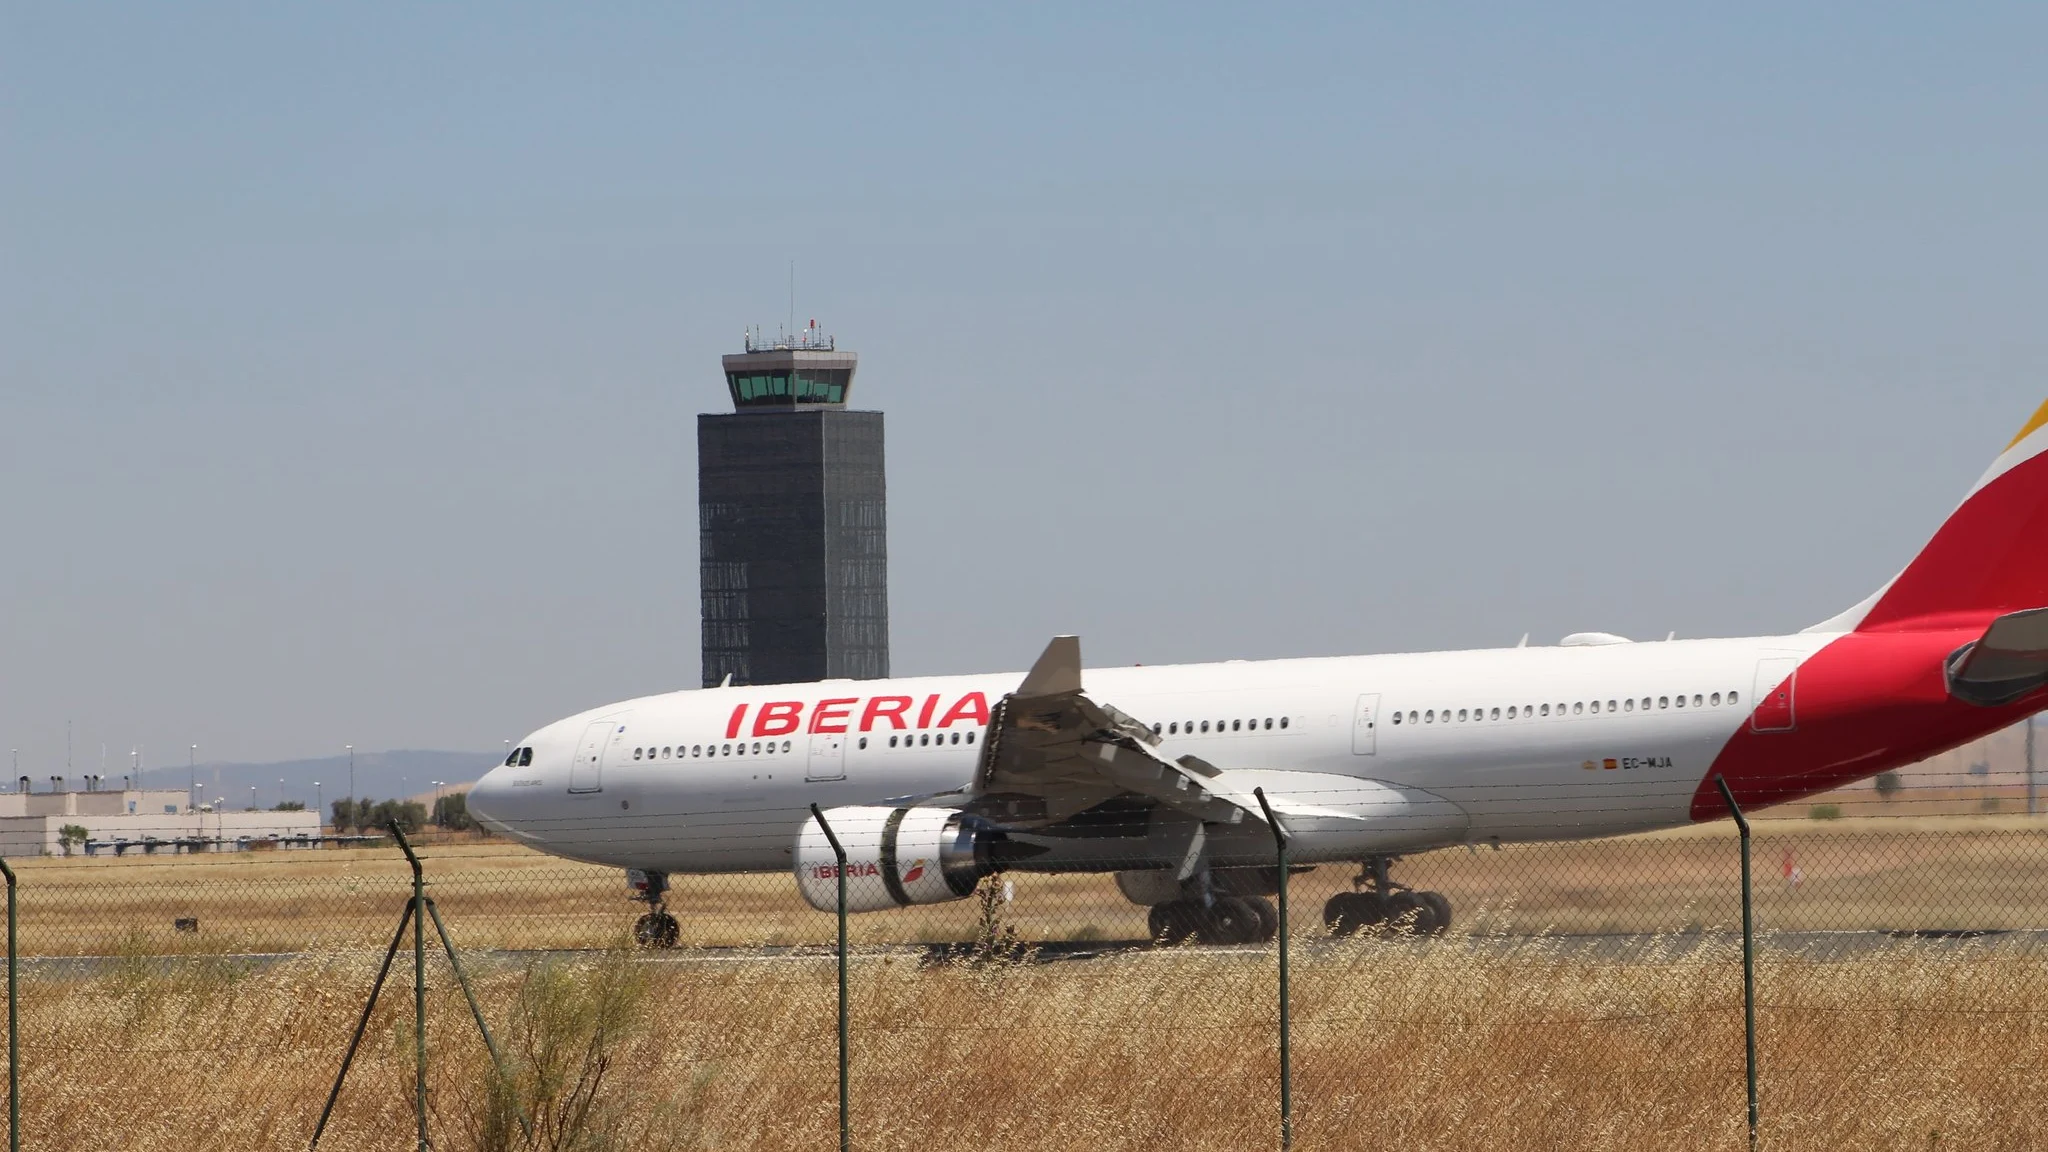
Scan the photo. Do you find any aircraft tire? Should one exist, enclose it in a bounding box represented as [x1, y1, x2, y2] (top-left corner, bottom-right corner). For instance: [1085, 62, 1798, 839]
[1243, 894, 1279, 942]
[1385, 891, 1429, 934]
[1417, 891, 1453, 937]
[634, 911, 680, 949]
[1148, 900, 1200, 945]
[1323, 891, 1388, 937]
[1197, 897, 1260, 945]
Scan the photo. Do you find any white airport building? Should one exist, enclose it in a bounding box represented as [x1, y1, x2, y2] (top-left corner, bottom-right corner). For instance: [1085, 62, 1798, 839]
[0, 784, 323, 857]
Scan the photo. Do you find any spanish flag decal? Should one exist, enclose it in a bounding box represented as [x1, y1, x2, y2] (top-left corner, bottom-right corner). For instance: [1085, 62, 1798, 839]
[1603, 758, 1619, 770]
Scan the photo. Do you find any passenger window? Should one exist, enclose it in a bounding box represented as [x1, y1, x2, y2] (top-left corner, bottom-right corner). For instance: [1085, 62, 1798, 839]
[1675, 695, 1685, 708]
[1624, 699, 1634, 712]
[1729, 691, 1739, 705]
[949, 732, 960, 745]
[1233, 720, 1242, 732]
[1153, 724, 1163, 736]
[1280, 717, 1289, 729]
[1573, 702, 1584, 715]
[1539, 704, 1549, 716]
[1201, 721, 1211, 734]
[966, 732, 976, 745]
[1711, 693, 1722, 706]
[1392, 713, 1403, 725]
[1458, 709, 1468, 722]
[1169, 722, 1179, 735]
[1490, 707, 1500, 720]
[783, 740, 792, 752]
[1263, 718, 1273, 730]
[750, 741, 760, 753]
[1506, 706, 1516, 719]
[1693, 694, 1703, 707]
[889, 736, 899, 748]
[1658, 697, 1669, 709]
[633, 748, 643, 760]
[858, 737, 867, 750]
[1424, 710, 1434, 723]
[722, 743, 731, 755]
[1591, 701, 1601, 714]
[921, 734, 931, 746]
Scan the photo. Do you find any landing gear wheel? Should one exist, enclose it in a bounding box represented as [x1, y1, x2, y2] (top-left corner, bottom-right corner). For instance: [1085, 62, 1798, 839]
[1385, 891, 1428, 934]
[634, 910, 680, 949]
[1242, 895, 1279, 943]
[1196, 897, 1260, 945]
[1149, 900, 1201, 945]
[1324, 891, 1389, 937]
[1416, 891, 1452, 937]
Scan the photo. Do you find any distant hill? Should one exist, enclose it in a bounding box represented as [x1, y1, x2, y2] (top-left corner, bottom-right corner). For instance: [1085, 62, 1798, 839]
[135, 749, 498, 811]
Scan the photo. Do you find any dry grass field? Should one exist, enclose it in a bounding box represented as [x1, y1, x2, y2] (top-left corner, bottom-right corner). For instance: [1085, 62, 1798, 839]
[10, 934, 2047, 1150]
[3, 814, 2046, 1148]
[8, 813, 2048, 955]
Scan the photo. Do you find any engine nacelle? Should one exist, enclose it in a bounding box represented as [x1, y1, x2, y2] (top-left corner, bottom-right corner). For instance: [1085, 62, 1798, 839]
[794, 806, 998, 913]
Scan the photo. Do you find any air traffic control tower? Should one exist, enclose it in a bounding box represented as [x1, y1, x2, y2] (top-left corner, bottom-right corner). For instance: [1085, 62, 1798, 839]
[698, 322, 889, 687]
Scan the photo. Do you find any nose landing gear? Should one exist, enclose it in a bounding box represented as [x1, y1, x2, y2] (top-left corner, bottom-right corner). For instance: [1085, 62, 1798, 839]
[1323, 857, 1451, 937]
[628, 869, 680, 949]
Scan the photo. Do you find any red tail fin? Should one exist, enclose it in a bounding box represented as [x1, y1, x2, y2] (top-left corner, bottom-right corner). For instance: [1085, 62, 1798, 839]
[1817, 400, 2048, 633]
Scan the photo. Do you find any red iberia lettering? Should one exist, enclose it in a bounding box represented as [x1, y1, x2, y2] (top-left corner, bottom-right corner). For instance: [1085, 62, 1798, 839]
[753, 701, 803, 737]
[936, 692, 989, 729]
[916, 694, 941, 728]
[860, 696, 913, 732]
[725, 704, 747, 740]
[810, 698, 857, 734]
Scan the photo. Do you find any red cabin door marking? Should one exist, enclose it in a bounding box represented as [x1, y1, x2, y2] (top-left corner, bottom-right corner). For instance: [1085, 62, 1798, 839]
[1750, 657, 1800, 733]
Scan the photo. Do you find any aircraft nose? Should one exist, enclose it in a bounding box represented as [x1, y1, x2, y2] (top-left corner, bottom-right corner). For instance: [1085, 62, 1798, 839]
[468, 767, 514, 833]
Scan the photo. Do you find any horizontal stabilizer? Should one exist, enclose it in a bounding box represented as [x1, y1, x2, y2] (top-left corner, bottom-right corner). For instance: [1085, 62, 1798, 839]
[1946, 607, 2048, 706]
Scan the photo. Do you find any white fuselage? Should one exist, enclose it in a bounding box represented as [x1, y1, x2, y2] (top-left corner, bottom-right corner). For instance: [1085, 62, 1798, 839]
[470, 632, 1828, 874]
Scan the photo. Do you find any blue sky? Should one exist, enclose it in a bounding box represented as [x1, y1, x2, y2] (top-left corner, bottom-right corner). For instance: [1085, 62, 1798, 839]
[4, 5, 2047, 766]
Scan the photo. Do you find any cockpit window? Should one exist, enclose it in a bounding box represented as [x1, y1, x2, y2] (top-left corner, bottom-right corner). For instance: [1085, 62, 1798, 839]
[504, 749, 519, 766]
[518, 747, 533, 767]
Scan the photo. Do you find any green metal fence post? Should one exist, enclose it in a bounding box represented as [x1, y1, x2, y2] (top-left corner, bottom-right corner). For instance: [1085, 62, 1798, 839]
[1715, 776, 1759, 1151]
[0, 856, 17, 1152]
[424, 897, 530, 1142]
[310, 898, 417, 1148]
[810, 804, 850, 1152]
[1252, 788, 1292, 1152]
[392, 822, 429, 1152]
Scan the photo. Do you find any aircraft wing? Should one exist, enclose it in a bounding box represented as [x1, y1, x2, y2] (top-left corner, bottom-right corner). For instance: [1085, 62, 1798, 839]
[967, 636, 1310, 830]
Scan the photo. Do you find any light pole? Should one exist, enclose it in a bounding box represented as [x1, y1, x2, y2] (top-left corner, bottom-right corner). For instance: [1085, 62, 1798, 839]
[346, 745, 355, 806]
[278, 778, 285, 810]
[189, 745, 198, 812]
[314, 781, 323, 831]
[2027, 716, 2037, 818]
[249, 785, 256, 811]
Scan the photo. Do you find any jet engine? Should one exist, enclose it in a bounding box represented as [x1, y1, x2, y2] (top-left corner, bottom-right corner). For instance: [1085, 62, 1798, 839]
[794, 806, 1018, 913]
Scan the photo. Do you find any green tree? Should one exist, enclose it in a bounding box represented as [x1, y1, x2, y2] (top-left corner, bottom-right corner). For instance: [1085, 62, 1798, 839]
[368, 799, 427, 835]
[57, 824, 89, 856]
[272, 800, 305, 812]
[432, 791, 473, 832]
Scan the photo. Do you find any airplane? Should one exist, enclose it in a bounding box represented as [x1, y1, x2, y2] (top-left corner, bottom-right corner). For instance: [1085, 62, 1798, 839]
[471, 399, 2048, 948]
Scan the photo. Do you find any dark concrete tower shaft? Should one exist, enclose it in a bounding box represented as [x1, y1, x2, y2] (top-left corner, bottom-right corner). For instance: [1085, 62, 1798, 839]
[698, 329, 888, 687]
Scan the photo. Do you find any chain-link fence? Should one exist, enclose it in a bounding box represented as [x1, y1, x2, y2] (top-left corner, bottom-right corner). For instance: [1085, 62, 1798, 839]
[0, 770, 2045, 1150]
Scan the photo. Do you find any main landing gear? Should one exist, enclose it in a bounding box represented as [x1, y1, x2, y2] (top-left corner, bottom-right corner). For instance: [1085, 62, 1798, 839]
[1323, 857, 1451, 938]
[630, 870, 680, 949]
[1148, 894, 1280, 946]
